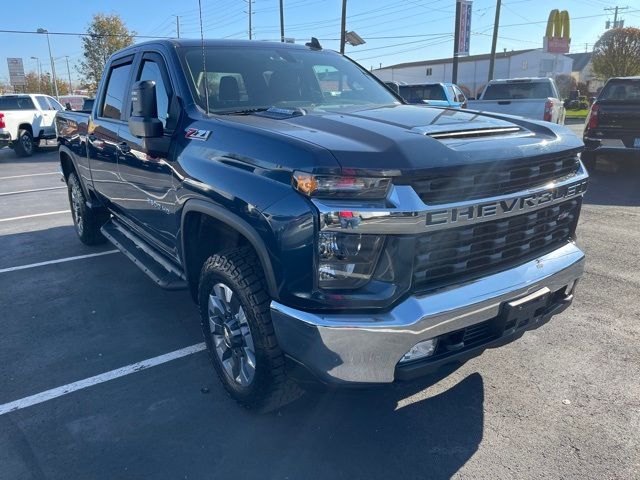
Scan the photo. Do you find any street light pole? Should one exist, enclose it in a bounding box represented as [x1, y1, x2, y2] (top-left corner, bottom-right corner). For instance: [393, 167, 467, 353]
[30, 56, 42, 93]
[65, 56, 73, 93]
[37, 28, 59, 99]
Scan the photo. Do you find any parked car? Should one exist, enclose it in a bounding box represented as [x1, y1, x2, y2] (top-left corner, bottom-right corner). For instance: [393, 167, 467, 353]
[398, 82, 468, 107]
[0, 93, 64, 156]
[56, 39, 588, 411]
[582, 76, 640, 163]
[468, 77, 566, 124]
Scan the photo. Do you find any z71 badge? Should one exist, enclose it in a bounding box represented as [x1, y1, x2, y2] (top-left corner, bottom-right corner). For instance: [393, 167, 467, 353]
[185, 128, 211, 141]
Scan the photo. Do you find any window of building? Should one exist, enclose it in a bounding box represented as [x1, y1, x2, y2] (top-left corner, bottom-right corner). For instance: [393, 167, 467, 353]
[426, 67, 433, 76]
[522, 60, 528, 70]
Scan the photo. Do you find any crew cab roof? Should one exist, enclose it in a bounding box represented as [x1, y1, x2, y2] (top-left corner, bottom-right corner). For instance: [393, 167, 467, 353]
[115, 38, 314, 56]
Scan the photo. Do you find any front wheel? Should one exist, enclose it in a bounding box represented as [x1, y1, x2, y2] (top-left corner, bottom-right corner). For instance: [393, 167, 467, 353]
[198, 247, 302, 412]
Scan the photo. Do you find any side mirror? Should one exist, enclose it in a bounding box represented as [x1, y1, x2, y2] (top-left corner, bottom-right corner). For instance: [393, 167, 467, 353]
[128, 80, 163, 138]
[65, 102, 72, 110]
[384, 81, 400, 95]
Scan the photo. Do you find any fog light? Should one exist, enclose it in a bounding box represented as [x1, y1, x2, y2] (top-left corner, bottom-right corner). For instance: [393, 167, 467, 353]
[400, 338, 438, 363]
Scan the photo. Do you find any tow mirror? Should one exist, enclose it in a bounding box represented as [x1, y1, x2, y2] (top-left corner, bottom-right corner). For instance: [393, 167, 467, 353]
[384, 81, 400, 95]
[128, 80, 163, 138]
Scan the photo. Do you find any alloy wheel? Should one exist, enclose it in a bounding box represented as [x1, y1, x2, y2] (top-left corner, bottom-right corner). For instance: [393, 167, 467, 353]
[208, 282, 256, 387]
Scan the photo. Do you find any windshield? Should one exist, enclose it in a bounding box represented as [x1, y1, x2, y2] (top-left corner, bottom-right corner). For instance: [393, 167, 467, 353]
[483, 82, 553, 100]
[180, 46, 399, 114]
[599, 79, 640, 102]
[399, 85, 446, 103]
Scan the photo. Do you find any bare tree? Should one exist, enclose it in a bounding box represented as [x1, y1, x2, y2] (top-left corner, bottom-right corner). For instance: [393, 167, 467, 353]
[592, 27, 640, 79]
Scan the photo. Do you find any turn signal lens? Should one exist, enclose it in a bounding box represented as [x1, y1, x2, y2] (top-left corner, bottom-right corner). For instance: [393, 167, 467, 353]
[293, 171, 391, 199]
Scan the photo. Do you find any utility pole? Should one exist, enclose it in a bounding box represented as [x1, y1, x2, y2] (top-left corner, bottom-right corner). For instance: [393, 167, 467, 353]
[175, 15, 180, 38]
[605, 6, 628, 29]
[65, 56, 73, 94]
[248, 0, 253, 40]
[452, 0, 461, 83]
[37, 28, 59, 99]
[279, 0, 285, 42]
[488, 0, 501, 82]
[340, 0, 347, 54]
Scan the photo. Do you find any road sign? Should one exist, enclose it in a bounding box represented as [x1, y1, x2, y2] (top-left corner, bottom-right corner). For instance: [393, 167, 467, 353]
[7, 58, 26, 87]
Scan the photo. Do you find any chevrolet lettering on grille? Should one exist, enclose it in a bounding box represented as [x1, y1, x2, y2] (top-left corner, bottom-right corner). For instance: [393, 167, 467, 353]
[426, 179, 589, 228]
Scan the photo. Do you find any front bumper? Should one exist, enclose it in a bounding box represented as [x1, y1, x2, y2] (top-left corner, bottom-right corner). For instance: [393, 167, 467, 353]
[271, 241, 584, 385]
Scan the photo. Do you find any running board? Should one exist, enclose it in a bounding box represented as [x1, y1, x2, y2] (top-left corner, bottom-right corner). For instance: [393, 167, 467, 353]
[100, 219, 187, 290]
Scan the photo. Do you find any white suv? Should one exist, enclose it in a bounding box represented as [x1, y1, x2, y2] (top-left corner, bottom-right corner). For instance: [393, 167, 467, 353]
[0, 94, 65, 157]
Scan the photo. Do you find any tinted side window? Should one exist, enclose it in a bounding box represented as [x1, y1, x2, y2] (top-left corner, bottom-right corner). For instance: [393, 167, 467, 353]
[0, 97, 35, 110]
[137, 60, 169, 128]
[47, 97, 64, 111]
[35, 96, 50, 110]
[101, 63, 132, 120]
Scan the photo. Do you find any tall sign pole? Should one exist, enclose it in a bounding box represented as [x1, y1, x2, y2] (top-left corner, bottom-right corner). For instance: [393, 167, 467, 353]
[279, 0, 285, 42]
[452, 0, 462, 83]
[488, 0, 501, 81]
[340, 0, 347, 54]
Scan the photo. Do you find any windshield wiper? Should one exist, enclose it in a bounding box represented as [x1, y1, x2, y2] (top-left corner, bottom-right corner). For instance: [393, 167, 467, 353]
[216, 106, 307, 118]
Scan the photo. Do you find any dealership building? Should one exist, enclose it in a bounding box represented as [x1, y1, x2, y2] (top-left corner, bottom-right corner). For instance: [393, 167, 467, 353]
[372, 49, 598, 98]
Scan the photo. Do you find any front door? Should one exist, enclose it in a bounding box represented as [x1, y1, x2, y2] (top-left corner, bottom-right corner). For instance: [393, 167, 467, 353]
[117, 52, 179, 252]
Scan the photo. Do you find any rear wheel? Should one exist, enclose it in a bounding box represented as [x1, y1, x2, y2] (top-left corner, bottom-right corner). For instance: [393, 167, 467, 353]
[67, 172, 108, 245]
[14, 129, 34, 157]
[198, 247, 302, 412]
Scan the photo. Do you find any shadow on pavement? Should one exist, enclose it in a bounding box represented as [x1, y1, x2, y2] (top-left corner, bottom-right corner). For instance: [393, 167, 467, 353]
[583, 160, 640, 207]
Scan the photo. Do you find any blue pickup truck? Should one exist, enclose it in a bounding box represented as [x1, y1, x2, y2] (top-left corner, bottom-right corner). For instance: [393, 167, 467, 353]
[56, 39, 588, 411]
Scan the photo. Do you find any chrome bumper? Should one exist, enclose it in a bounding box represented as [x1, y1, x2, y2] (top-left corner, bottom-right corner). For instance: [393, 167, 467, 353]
[271, 241, 585, 384]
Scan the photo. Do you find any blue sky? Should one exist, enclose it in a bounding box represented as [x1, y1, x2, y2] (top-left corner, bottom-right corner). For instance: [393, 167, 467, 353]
[1, 0, 638, 84]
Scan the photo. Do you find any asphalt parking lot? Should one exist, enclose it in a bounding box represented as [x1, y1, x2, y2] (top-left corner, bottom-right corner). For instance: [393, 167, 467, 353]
[1, 141, 639, 480]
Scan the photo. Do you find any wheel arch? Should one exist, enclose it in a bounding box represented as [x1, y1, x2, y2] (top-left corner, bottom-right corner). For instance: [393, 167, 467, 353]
[17, 123, 33, 136]
[180, 199, 279, 301]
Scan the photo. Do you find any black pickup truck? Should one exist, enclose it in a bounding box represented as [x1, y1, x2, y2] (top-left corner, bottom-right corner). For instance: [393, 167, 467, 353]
[583, 76, 640, 164]
[56, 39, 588, 411]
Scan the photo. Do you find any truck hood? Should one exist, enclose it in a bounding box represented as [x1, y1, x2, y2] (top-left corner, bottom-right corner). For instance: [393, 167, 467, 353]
[222, 104, 583, 175]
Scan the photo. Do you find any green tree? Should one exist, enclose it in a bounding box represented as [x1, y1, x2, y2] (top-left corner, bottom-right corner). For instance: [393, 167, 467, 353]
[592, 27, 640, 79]
[23, 71, 70, 96]
[78, 13, 136, 92]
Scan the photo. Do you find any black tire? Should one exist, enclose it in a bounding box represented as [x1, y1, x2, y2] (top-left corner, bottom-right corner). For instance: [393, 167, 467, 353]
[198, 247, 302, 412]
[14, 129, 34, 157]
[67, 172, 108, 245]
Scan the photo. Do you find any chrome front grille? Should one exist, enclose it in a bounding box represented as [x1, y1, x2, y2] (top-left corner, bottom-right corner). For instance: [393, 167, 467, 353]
[413, 199, 581, 290]
[403, 155, 580, 205]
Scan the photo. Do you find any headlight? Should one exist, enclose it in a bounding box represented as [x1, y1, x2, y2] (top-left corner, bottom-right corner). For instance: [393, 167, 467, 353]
[318, 231, 384, 289]
[293, 171, 391, 199]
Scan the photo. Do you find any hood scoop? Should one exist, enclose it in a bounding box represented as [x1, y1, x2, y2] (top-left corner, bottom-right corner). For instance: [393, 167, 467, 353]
[427, 126, 523, 140]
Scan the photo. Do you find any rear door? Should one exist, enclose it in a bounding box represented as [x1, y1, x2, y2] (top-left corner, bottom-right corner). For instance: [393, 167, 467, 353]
[88, 55, 134, 204]
[34, 95, 55, 137]
[116, 51, 179, 251]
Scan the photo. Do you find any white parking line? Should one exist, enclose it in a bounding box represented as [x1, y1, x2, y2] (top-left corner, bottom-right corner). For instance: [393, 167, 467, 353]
[0, 172, 60, 180]
[0, 250, 119, 274]
[0, 210, 70, 223]
[0, 343, 207, 416]
[0, 186, 67, 197]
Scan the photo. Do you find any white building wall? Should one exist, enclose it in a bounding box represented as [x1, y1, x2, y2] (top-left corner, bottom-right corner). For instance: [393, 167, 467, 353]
[374, 49, 574, 98]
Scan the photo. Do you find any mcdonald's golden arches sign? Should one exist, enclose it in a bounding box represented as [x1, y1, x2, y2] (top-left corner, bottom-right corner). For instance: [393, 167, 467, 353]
[544, 9, 571, 53]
